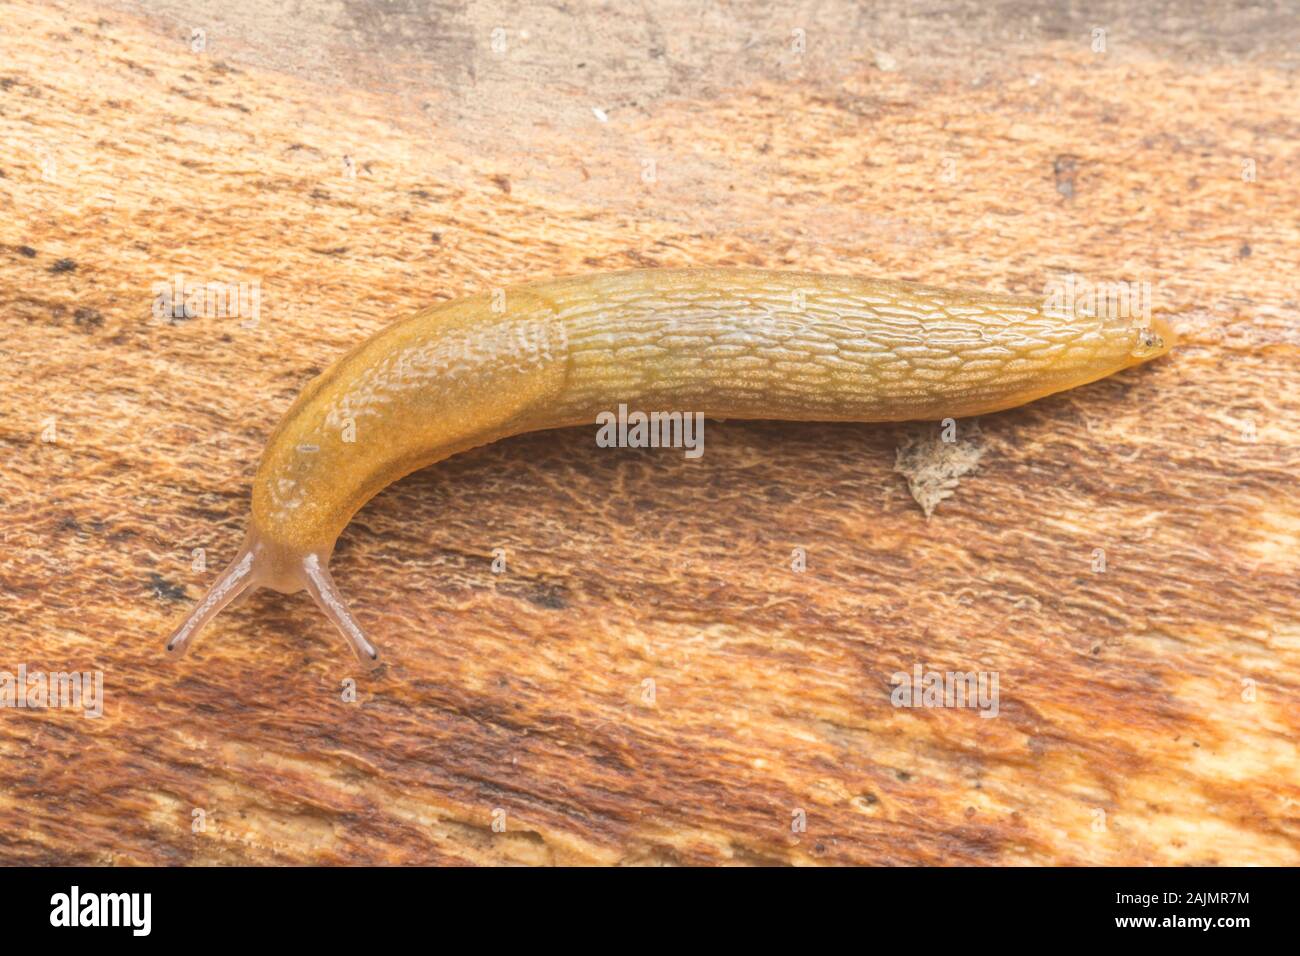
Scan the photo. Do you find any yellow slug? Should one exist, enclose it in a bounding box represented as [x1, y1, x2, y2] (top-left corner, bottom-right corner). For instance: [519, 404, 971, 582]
[164, 267, 1175, 662]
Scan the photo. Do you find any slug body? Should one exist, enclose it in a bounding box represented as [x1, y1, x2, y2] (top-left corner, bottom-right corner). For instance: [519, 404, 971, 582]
[166, 267, 1174, 661]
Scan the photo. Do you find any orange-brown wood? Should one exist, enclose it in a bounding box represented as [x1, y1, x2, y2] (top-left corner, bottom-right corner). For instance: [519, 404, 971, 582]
[0, 0, 1296, 864]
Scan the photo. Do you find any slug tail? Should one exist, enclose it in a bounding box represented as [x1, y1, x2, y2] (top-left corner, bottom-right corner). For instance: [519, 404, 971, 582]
[302, 554, 379, 663]
[164, 548, 258, 657]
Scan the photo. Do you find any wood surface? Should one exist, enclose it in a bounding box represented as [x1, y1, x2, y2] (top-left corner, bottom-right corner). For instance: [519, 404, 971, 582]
[1, 0, 1297, 865]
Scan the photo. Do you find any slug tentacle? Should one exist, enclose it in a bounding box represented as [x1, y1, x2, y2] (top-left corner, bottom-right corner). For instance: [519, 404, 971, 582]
[164, 548, 258, 657]
[301, 554, 379, 662]
[164, 532, 377, 662]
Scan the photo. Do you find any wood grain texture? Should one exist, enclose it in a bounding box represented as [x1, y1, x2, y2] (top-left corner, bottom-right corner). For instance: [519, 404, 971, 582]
[1, 0, 1297, 865]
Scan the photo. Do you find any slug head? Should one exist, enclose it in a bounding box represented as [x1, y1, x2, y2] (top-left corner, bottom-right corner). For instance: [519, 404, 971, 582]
[1127, 313, 1177, 365]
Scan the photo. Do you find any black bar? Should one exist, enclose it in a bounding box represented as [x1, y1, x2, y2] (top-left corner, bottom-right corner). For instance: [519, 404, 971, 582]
[0, 866, 1279, 941]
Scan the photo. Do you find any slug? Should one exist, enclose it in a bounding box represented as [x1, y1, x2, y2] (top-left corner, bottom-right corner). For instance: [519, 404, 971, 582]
[164, 267, 1175, 662]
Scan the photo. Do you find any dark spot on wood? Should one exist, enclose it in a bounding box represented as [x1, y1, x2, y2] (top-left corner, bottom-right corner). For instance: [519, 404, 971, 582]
[50, 258, 77, 274]
[73, 307, 103, 329]
[491, 174, 511, 194]
[430, 231, 441, 243]
[527, 584, 568, 610]
[1239, 243, 1251, 257]
[119, 59, 155, 77]
[592, 751, 633, 772]
[764, 484, 793, 504]
[147, 573, 188, 602]
[18, 246, 37, 257]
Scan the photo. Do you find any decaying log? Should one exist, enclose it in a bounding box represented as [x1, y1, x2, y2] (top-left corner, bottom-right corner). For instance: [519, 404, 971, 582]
[0, 0, 1296, 864]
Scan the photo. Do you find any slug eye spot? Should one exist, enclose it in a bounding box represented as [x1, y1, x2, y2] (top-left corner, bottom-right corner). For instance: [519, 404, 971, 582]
[1131, 327, 1165, 358]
